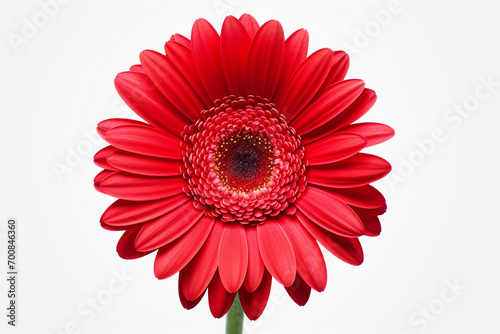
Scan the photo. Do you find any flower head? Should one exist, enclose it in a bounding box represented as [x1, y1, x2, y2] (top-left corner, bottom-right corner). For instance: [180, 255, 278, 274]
[94, 14, 394, 320]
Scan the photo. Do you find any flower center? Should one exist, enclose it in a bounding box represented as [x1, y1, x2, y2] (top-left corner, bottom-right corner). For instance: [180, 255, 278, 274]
[181, 95, 306, 224]
[216, 133, 274, 192]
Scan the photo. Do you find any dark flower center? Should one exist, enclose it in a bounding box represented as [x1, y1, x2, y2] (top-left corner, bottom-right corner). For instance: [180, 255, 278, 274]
[216, 133, 274, 192]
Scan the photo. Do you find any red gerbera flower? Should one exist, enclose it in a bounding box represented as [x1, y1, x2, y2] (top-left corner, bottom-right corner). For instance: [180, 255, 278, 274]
[94, 14, 394, 320]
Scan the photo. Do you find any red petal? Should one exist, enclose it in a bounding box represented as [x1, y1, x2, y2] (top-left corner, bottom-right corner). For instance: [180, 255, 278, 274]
[116, 225, 153, 259]
[338, 122, 395, 147]
[350, 207, 382, 237]
[257, 220, 296, 287]
[246, 20, 285, 98]
[285, 274, 311, 306]
[178, 280, 204, 310]
[278, 215, 327, 292]
[306, 153, 391, 188]
[114, 71, 190, 136]
[295, 186, 364, 237]
[129, 64, 145, 73]
[320, 51, 350, 89]
[99, 173, 184, 201]
[208, 270, 236, 318]
[106, 150, 182, 176]
[154, 216, 215, 279]
[296, 211, 364, 265]
[311, 185, 385, 209]
[101, 222, 128, 231]
[164, 41, 213, 108]
[191, 19, 229, 101]
[239, 270, 272, 320]
[94, 146, 119, 171]
[218, 223, 248, 293]
[101, 193, 190, 227]
[243, 226, 265, 292]
[104, 125, 181, 159]
[272, 29, 309, 105]
[140, 50, 205, 122]
[239, 14, 260, 39]
[279, 49, 334, 120]
[179, 219, 225, 300]
[135, 200, 203, 252]
[94, 170, 116, 193]
[363, 216, 381, 236]
[97, 118, 150, 139]
[305, 132, 367, 165]
[170, 33, 191, 49]
[302, 88, 376, 145]
[356, 202, 387, 214]
[290, 79, 365, 135]
[94, 169, 113, 184]
[221, 16, 251, 97]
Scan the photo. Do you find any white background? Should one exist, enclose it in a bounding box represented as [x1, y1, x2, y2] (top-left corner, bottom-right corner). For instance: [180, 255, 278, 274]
[1, 0, 499, 333]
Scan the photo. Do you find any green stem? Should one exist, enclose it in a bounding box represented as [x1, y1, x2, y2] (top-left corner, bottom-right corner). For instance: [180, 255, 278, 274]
[226, 294, 244, 334]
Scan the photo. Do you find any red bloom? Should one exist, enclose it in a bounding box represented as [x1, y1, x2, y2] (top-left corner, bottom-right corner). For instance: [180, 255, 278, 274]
[94, 14, 394, 320]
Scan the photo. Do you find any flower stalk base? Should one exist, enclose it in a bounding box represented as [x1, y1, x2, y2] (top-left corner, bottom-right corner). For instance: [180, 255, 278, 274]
[226, 294, 244, 334]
